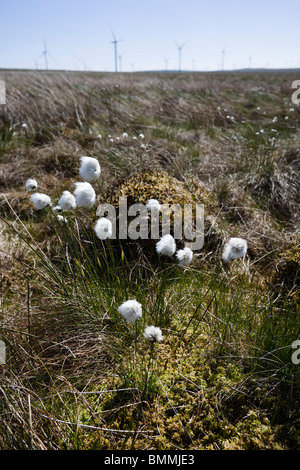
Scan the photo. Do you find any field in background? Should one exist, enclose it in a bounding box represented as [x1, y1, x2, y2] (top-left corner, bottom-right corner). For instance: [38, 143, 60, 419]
[0, 69, 299, 450]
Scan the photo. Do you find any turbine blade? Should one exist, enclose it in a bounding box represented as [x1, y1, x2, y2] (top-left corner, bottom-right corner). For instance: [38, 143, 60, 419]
[110, 27, 116, 41]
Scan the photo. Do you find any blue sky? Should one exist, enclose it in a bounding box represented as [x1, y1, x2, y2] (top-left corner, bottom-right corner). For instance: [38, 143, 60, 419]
[1, 0, 299, 71]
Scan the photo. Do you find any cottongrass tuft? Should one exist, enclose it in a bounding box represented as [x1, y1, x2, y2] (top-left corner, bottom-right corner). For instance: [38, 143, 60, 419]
[222, 237, 247, 263]
[53, 205, 63, 214]
[25, 178, 38, 192]
[79, 156, 101, 183]
[175, 247, 193, 266]
[30, 193, 51, 210]
[146, 199, 161, 213]
[143, 326, 163, 343]
[156, 234, 176, 257]
[94, 217, 113, 240]
[58, 191, 76, 211]
[118, 300, 142, 324]
[57, 214, 68, 224]
[74, 182, 96, 209]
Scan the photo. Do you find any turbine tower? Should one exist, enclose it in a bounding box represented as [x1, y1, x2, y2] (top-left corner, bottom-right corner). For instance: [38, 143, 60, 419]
[111, 30, 124, 72]
[175, 42, 186, 72]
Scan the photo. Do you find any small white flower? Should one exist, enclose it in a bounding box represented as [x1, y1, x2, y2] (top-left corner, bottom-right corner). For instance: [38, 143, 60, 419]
[257, 107, 261, 112]
[30, 193, 51, 210]
[109, 138, 114, 143]
[260, 129, 264, 134]
[122, 132, 128, 138]
[140, 143, 146, 149]
[222, 237, 247, 263]
[74, 182, 96, 209]
[94, 217, 113, 240]
[143, 326, 163, 343]
[118, 300, 142, 324]
[175, 247, 193, 266]
[58, 191, 76, 211]
[156, 234, 176, 257]
[269, 137, 276, 146]
[271, 129, 277, 133]
[285, 116, 289, 121]
[97, 134, 102, 139]
[255, 132, 259, 135]
[289, 108, 295, 113]
[57, 214, 68, 224]
[22, 123, 28, 128]
[25, 178, 37, 192]
[53, 205, 63, 214]
[139, 133, 145, 139]
[272, 117, 278, 123]
[132, 136, 137, 140]
[79, 156, 101, 182]
[146, 199, 161, 213]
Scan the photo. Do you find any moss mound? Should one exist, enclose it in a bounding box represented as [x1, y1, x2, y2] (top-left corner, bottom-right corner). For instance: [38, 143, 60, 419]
[111, 169, 215, 208]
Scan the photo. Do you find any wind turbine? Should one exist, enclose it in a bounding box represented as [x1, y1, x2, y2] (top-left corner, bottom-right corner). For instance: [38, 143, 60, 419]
[118, 52, 124, 72]
[41, 40, 49, 70]
[221, 49, 225, 71]
[72, 55, 90, 71]
[110, 30, 124, 72]
[40, 39, 55, 70]
[175, 42, 186, 72]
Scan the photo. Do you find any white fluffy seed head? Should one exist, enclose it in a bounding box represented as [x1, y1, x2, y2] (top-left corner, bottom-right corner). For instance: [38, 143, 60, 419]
[146, 199, 161, 213]
[94, 217, 113, 240]
[53, 205, 63, 214]
[79, 156, 101, 182]
[156, 234, 176, 257]
[57, 214, 68, 224]
[175, 247, 193, 266]
[58, 191, 76, 211]
[122, 132, 128, 138]
[74, 182, 96, 209]
[118, 300, 142, 324]
[30, 193, 51, 210]
[222, 237, 248, 263]
[143, 326, 164, 343]
[25, 178, 38, 191]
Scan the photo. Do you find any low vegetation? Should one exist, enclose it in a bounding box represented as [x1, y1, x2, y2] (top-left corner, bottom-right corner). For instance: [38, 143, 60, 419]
[0, 69, 299, 450]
